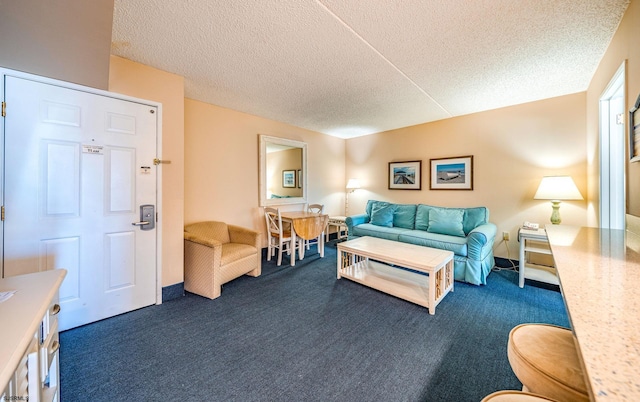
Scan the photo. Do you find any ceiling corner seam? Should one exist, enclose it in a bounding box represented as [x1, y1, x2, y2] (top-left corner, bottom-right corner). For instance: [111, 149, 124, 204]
[314, 0, 452, 118]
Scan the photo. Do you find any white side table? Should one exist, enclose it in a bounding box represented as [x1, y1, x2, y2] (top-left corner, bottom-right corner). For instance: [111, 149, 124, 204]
[518, 227, 559, 288]
[326, 216, 348, 241]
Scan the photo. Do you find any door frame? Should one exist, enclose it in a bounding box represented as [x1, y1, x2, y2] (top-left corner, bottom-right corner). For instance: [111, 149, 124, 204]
[0, 68, 163, 306]
[599, 61, 626, 229]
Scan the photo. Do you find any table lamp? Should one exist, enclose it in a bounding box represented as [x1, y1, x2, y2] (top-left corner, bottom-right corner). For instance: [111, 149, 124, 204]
[345, 178, 360, 216]
[533, 176, 583, 224]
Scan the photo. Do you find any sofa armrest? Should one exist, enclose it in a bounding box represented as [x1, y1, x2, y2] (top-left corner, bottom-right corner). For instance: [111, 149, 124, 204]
[466, 223, 497, 260]
[184, 231, 223, 249]
[228, 225, 261, 248]
[346, 214, 368, 232]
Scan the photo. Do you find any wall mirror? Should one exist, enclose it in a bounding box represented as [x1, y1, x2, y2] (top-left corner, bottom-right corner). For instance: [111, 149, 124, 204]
[259, 134, 307, 207]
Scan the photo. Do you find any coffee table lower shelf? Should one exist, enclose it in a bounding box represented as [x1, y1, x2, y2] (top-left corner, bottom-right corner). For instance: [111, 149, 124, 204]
[341, 260, 440, 308]
[337, 236, 454, 315]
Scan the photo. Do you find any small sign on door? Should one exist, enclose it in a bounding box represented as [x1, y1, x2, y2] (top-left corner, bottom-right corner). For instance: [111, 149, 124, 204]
[140, 166, 151, 175]
[82, 144, 104, 155]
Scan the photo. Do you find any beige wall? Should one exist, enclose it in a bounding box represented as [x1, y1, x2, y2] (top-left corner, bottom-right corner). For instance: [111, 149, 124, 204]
[586, 0, 640, 222]
[346, 93, 588, 260]
[184, 98, 345, 245]
[108, 56, 185, 287]
[0, 0, 113, 89]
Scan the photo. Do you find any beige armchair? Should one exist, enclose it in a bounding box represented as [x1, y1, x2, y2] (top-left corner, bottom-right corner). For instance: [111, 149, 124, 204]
[184, 221, 261, 299]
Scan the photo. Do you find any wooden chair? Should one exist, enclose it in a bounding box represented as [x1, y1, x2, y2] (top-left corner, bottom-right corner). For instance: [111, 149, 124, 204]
[305, 203, 325, 250]
[264, 207, 303, 266]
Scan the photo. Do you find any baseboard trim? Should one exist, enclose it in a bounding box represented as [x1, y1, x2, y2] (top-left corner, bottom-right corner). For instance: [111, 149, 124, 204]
[162, 282, 185, 302]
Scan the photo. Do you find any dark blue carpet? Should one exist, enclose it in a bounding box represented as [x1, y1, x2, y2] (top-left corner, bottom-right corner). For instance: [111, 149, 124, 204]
[59, 243, 568, 401]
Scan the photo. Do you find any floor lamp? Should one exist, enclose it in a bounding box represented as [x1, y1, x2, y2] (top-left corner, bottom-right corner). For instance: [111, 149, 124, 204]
[345, 179, 360, 216]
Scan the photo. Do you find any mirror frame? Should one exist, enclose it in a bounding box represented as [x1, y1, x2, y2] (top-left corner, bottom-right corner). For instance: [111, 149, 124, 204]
[259, 134, 308, 207]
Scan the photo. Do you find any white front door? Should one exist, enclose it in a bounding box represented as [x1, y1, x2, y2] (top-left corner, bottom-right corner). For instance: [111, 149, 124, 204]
[2, 75, 158, 330]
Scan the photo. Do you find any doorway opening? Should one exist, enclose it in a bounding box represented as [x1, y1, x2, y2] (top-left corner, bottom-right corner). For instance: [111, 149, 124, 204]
[599, 62, 626, 230]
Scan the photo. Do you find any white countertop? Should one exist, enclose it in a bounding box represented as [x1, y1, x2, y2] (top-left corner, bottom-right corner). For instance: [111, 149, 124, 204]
[545, 225, 640, 401]
[0, 269, 66, 390]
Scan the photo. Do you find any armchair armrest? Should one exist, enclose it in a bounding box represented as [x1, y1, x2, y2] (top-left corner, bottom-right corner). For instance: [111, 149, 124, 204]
[346, 214, 368, 232]
[228, 225, 261, 248]
[184, 232, 223, 249]
[184, 231, 223, 269]
[466, 223, 497, 260]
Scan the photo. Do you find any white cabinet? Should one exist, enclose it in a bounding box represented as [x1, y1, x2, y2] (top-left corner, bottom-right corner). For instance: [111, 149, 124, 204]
[518, 228, 558, 288]
[0, 270, 66, 402]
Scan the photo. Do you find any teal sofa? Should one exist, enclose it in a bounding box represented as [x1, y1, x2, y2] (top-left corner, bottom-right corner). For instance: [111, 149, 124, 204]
[345, 200, 497, 285]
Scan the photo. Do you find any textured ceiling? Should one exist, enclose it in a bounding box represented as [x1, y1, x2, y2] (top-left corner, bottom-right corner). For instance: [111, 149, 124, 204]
[111, 0, 629, 138]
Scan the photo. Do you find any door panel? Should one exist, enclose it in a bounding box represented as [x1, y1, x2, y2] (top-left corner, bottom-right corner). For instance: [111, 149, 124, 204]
[3, 76, 157, 330]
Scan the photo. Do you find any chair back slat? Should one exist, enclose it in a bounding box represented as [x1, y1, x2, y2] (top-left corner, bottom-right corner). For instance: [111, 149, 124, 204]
[264, 207, 283, 236]
[307, 203, 324, 214]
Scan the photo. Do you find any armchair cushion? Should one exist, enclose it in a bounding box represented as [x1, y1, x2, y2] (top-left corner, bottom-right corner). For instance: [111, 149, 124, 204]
[221, 243, 259, 266]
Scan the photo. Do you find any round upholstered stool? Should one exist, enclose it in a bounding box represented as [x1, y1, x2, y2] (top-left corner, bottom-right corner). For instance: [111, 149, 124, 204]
[482, 390, 558, 402]
[507, 324, 589, 402]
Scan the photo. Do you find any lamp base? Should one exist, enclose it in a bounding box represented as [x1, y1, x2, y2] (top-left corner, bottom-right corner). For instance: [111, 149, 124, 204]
[550, 200, 562, 225]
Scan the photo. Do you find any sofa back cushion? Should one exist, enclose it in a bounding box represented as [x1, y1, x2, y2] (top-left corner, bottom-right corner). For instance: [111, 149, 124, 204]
[415, 204, 431, 231]
[393, 204, 417, 229]
[415, 204, 489, 235]
[366, 200, 416, 229]
[370, 203, 396, 227]
[427, 208, 465, 237]
[365, 201, 489, 235]
[366, 200, 388, 218]
[463, 207, 490, 235]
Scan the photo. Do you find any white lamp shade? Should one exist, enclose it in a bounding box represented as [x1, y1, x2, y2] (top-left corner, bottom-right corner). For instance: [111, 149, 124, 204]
[346, 178, 361, 190]
[534, 176, 583, 201]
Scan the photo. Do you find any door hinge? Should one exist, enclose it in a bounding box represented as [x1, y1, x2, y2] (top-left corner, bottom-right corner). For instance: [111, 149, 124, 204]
[616, 113, 624, 125]
[1, 206, 4, 221]
[1, 102, 5, 117]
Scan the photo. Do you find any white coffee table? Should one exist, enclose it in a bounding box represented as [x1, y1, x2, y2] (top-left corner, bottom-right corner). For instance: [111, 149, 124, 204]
[337, 236, 454, 315]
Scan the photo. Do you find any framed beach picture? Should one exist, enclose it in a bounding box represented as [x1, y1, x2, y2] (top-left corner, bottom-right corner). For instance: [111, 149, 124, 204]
[389, 160, 422, 190]
[282, 170, 296, 188]
[430, 156, 473, 190]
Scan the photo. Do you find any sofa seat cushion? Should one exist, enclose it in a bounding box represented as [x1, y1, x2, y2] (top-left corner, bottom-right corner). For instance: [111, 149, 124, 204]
[398, 230, 468, 256]
[220, 243, 258, 266]
[351, 223, 411, 241]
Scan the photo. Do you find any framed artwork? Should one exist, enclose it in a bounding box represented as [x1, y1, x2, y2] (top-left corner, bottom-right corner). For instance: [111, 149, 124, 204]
[297, 169, 302, 188]
[630, 93, 640, 162]
[430, 155, 473, 190]
[282, 170, 296, 188]
[388, 160, 422, 190]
